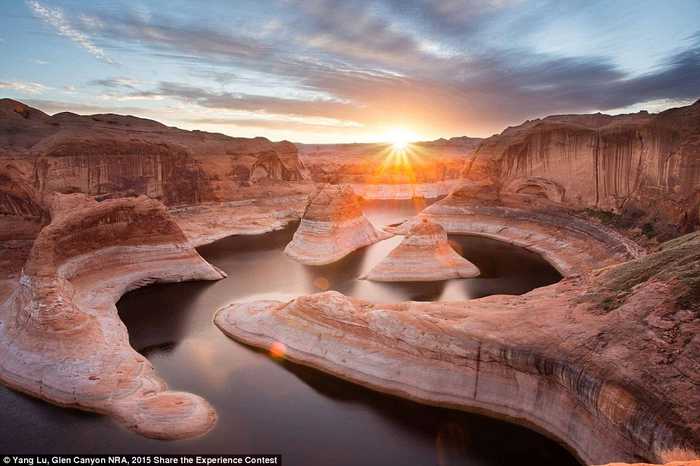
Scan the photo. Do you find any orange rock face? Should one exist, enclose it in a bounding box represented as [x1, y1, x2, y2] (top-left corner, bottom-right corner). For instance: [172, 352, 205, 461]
[366, 217, 480, 281]
[467, 100, 700, 236]
[0, 194, 224, 439]
[0, 98, 308, 207]
[284, 184, 391, 265]
[388, 182, 645, 276]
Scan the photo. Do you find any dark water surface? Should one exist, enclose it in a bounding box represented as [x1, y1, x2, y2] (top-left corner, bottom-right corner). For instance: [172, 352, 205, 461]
[0, 200, 576, 465]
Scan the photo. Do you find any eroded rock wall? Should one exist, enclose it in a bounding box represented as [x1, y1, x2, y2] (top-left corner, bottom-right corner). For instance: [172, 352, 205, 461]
[0, 99, 308, 207]
[467, 101, 700, 235]
[284, 184, 390, 265]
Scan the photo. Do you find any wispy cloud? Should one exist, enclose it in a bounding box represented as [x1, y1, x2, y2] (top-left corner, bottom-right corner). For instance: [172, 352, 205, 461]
[0, 81, 51, 94]
[130, 81, 361, 121]
[8, 0, 700, 141]
[26, 0, 114, 64]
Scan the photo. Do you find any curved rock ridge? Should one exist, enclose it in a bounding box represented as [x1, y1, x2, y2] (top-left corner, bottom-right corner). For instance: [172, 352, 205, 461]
[387, 182, 645, 277]
[216, 233, 700, 464]
[365, 217, 480, 281]
[0, 194, 225, 439]
[284, 184, 391, 265]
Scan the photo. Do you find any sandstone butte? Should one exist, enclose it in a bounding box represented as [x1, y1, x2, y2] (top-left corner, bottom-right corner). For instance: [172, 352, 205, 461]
[0, 193, 225, 439]
[365, 217, 480, 281]
[1, 98, 699, 466]
[284, 184, 391, 265]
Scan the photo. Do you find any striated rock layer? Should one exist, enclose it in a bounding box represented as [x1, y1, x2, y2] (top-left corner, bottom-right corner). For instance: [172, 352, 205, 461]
[284, 185, 391, 265]
[0, 194, 225, 439]
[0, 98, 308, 207]
[170, 187, 314, 247]
[366, 217, 480, 281]
[465, 100, 700, 236]
[388, 182, 645, 277]
[216, 231, 700, 465]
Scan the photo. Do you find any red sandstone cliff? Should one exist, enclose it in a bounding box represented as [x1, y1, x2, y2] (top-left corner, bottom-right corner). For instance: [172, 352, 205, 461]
[466, 100, 700, 236]
[0, 98, 307, 206]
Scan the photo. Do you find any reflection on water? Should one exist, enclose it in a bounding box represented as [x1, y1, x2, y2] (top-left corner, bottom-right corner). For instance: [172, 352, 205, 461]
[0, 200, 577, 466]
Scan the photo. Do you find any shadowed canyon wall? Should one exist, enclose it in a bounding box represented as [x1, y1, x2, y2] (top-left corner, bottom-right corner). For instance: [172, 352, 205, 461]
[0, 99, 307, 207]
[467, 101, 700, 237]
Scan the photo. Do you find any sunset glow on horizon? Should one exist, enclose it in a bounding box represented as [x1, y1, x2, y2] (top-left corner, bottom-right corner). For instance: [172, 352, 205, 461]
[384, 128, 421, 151]
[1, 1, 699, 143]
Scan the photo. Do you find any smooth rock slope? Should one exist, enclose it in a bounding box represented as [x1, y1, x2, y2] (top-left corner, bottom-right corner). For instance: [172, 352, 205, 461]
[0, 194, 225, 439]
[284, 184, 390, 265]
[365, 217, 480, 281]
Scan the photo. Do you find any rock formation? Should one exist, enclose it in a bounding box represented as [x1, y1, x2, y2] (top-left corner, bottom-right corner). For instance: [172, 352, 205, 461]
[365, 217, 480, 281]
[0, 99, 308, 207]
[216, 231, 700, 465]
[387, 182, 645, 277]
[284, 184, 391, 265]
[0, 194, 225, 439]
[465, 100, 700, 237]
[0, 163, 47, 278]
[171, 190, 313, 247]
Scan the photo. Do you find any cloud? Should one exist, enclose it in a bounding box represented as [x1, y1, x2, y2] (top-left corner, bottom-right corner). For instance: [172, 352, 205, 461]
[88, 10, 266, 63]
[0, 81, 50, 94]
[26, 0, 114, 64]
[185, 116, 362, 132]
[131, 82, 362, 122]
[88, 77, 144, 89]
[15, 2, 700, 140]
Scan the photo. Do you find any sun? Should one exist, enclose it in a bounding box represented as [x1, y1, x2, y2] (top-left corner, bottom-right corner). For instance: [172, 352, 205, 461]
[384, 128, 419, 151]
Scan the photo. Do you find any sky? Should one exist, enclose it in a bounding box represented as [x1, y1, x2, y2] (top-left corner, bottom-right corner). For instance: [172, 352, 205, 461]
[0, 0, 699, 143]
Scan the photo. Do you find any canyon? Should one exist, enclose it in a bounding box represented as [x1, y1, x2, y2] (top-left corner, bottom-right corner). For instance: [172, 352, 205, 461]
[466, 102, 700, 239]
[0, 98, 699, 466]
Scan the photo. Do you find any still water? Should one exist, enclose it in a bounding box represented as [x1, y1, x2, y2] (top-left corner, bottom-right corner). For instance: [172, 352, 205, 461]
[0, 200, 576, 466]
